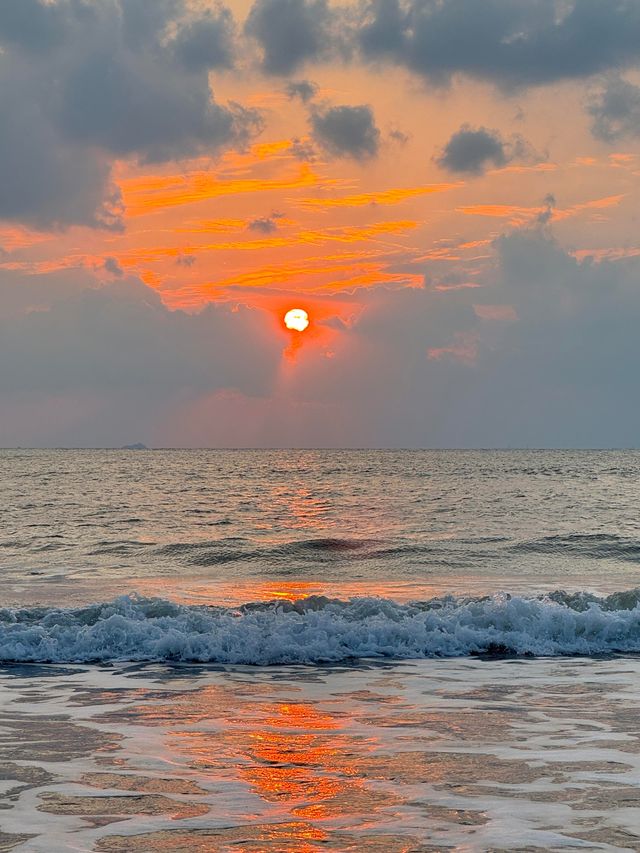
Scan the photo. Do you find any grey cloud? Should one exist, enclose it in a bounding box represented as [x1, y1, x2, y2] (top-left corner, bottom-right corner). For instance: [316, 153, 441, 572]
[245, 0, 340, 75]
[0, 268, 99, 321]
[272, 220, 640, 447]
[357, 0, 640, 89]
[310, 104, 380, 160]
[5, 230, 640, 447]
[176, 254, 197, 267]
[0, 57, 123, 231]
[247, 213, 284, 234]
[285, 79, 318, 103]
[0, 0, 259, 229]
[56, 21, 259, 163]
[120, 0, 181, 47]
[103, 257, 124, 277]
[171, 4, 236, 72]
[435, 125, 535, 175]
[389, 128, 410, 145]
[0, 275, 281, 399]
[536, 193, 556, 225]
[288, 137, 317, 161]
[588, 75, 640, 141]
[0, 0, 67, 52]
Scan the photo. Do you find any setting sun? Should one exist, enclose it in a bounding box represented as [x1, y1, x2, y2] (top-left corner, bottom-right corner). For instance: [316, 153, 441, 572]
[284, 308, 309, 332]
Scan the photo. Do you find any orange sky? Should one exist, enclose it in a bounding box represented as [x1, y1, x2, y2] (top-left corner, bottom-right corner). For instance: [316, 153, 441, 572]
[3, 47, 639, 329]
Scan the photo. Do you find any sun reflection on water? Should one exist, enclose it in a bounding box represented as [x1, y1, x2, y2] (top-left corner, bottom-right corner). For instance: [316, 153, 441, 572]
[133, 683, 394, 845]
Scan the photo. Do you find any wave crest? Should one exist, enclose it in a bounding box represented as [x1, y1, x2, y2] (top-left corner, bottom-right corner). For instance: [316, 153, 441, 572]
[1, 590, 640, 664]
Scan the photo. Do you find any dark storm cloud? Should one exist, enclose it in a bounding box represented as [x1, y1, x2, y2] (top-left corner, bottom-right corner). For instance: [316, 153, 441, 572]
[435, 125, 535, 175]
[285, 80, 319, 103]
[588, 76, 640, 141]
[0, 0, 259, 229]
[310, 105, 380, 160]
[245, 0, 343, 75]
[356, 0, 640, 88]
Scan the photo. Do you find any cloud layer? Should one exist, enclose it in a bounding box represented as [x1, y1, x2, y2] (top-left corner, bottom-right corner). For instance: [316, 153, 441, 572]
[0, 0, 260, 229]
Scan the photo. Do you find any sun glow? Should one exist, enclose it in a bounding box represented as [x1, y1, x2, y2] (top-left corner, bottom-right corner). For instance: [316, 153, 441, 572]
[284, 308, 309, 332]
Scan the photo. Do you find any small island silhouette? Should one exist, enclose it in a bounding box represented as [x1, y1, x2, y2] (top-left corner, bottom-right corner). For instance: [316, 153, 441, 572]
[120, 443, 149, 450]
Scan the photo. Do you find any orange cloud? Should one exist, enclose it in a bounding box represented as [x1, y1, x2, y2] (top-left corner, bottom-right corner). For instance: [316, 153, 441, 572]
[0, 226, 53, 252]
[114, 221, 419, 270]
[299, 183, 460, 210]
[554, 194, 625, 221]
[571, 247, 640, 261]
[457, 204, 534, 226]
[458, 238, 493, 250]
[162, 251, 422, 308]
[489, 163, 557, 175]
[459, 194, 625, 226]
[121, 164, 328, 216]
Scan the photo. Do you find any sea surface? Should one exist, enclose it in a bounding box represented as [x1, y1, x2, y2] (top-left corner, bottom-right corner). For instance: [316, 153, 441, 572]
[2, 449, 640, 851]
[2, 449, 640, 662]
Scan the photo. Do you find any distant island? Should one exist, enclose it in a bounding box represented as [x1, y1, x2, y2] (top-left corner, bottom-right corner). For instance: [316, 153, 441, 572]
[120, 443, 150, 450]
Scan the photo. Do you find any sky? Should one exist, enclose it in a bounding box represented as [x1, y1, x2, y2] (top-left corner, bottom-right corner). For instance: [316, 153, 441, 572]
[1, 0, 640, 448]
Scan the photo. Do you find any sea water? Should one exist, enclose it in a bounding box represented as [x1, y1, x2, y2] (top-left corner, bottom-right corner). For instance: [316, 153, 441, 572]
[1, 450, 640, 850]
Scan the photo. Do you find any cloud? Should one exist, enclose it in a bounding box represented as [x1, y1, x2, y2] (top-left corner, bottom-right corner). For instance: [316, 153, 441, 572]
[588, 75, 640, 141]
[0, 65, 124, 231]
[285, 79, 318, 103]
[356, 0, 640, 89]
[0, 0, 67, 52]
[245, 0, 341, 75]
[103, 257, 124, 277]
[310, 104, 380, 160]
[0, 0, 260, 230]
[170, 4, 237, 72]
[0, 267, 99, 321]
[5, 224, 640, 447]
[0, 272, 283, 445]
[247, 213, 284, 234]
[435, 125, 535, 175]
[260, 219, 640, 447]
[288, 137, 317, 161]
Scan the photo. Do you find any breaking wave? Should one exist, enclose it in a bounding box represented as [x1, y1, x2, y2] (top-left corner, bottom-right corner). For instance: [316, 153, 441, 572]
[2, 590, 640, 664]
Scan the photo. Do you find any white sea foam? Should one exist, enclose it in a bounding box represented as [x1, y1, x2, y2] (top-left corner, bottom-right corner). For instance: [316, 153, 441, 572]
[0, 591, 639, 664]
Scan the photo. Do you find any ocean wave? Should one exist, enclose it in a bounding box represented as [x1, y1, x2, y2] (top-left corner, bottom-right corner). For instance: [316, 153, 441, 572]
[1, 590, 640, 664]
[511, 533, 640, 561]
[153, 537, 383, 567]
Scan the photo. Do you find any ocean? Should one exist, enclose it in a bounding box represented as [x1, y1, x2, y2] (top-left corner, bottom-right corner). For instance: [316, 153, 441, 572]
[1, 449, 640, 850]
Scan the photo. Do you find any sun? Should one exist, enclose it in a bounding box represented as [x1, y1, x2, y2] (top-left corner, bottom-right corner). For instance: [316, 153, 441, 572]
[284, 308, 309, 332]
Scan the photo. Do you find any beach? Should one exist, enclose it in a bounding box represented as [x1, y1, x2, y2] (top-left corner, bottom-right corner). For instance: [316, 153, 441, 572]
[1, 657, 640, 851]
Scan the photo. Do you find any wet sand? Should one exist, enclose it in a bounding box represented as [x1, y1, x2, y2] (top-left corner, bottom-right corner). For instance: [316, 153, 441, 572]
[0, 658, 639, 851]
